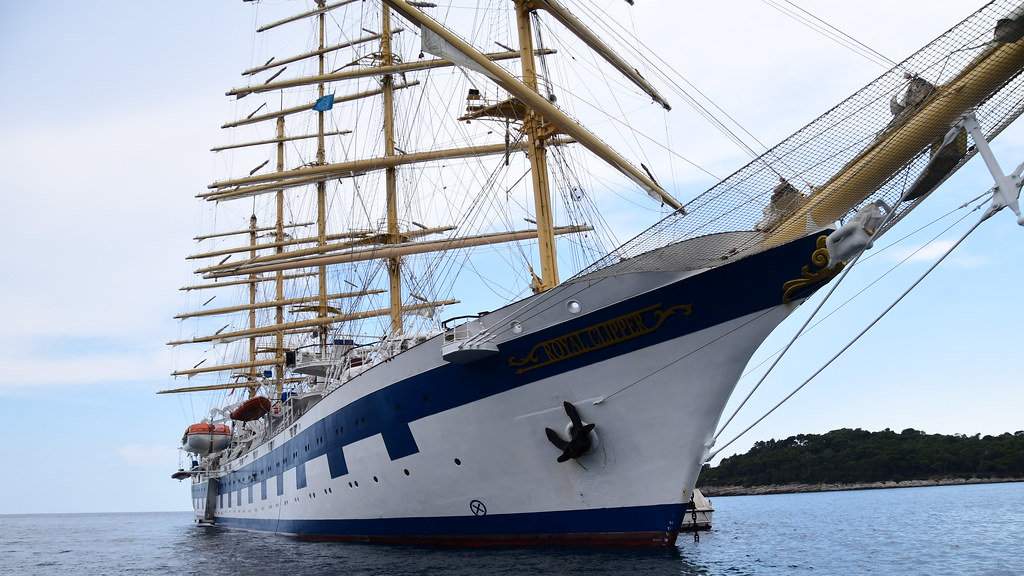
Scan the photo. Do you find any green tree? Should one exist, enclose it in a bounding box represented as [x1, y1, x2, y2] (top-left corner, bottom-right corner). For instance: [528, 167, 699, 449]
[698, 428, 1024, 487]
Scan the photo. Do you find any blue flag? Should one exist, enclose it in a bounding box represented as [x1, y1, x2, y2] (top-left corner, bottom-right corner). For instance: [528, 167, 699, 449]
[313, 94, 335, 112]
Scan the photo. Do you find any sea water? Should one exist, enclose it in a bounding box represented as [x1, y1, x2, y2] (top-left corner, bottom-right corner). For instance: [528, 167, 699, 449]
[2, 482, 1021, 575]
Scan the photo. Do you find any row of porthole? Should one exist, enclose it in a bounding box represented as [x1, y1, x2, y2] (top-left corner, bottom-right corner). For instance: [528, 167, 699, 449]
[323, 416, 381, 440]
[222, 459, 466, 508]
[217, 456, 447, 513]
[345, 458, 463, 488]
[509, 300, 582, 334]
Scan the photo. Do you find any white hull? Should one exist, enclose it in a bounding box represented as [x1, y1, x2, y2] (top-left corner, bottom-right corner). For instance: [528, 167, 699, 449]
[199, 306, 787, 522]
[189, 232, 828, 546]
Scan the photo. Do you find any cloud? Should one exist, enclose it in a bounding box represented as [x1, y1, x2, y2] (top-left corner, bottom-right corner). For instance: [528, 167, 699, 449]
[0, 93, 216, 391]
[0, 345, 171, 391]
[1, 0, 1015, 397]
[117, 443, 182, 468]
[884, 239, 990, 268]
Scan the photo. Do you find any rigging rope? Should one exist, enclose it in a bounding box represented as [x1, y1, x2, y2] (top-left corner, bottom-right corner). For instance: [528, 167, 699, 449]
[706, 202, 993, 461]
[762, 0, 899, 69]
[566, 0, 766, 160]
[712, 249, 862, 441]
[736, 192, 989, 382]
[713, 190, 912, 439]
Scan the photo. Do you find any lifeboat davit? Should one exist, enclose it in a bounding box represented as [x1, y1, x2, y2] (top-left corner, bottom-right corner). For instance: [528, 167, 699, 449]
[229, 396, 271, 422]
[182, 422, 231, 455]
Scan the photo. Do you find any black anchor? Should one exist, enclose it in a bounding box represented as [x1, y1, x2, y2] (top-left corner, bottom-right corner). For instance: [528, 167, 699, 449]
[545, 401, 595, 463]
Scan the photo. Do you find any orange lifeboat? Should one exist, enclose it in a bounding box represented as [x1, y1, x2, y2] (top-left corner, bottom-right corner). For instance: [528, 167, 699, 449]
[229, 396, 272, 422]
[182, 422, 231, 455]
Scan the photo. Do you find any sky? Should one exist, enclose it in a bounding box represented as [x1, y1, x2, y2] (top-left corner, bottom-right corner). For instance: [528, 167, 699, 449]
[0, 0, 1022, 514]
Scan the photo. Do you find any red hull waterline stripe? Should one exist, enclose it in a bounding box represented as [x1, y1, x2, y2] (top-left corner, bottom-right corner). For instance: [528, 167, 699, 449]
[295, 530, 679, 548]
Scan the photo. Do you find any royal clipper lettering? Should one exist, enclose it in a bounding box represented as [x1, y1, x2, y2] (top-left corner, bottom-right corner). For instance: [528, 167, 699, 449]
[508, 303, 693, 374]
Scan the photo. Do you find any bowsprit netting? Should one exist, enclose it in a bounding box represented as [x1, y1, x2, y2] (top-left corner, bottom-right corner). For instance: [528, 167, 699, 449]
[572, 0, 1024, 282]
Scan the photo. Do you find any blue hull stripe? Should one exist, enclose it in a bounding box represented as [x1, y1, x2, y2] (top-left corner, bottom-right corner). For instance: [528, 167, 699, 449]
[197, 233, 828, 507]
[215, 503, 685, 538]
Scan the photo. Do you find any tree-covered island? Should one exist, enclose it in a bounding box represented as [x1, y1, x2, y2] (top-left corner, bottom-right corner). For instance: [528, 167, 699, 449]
[698, 428, 1024, 495]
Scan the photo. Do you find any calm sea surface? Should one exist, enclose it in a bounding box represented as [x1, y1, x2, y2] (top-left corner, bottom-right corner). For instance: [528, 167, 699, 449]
[3, 482, 1022, 576]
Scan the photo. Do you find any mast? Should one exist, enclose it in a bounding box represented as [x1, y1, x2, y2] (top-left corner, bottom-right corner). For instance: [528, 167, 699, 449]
[533, 0, 670, 110]
[381, 4, 403, 335]
[515, 0, 558, 292]
[202, 137, 576, 201]
[203, 225, 592, 278]
[179, 272, 317, 292]
[316, 0, 329, 354]
[274, 116, 286, 398]
[169, 0, 606, 387]
[210, 130, 351, 152]
[256, 0, 358, 33]
[174, 289, 384, 320]
[168, 300, 460, 346]
[247, 214, 258, 395]
[227, 50, 554, 98]
[222, 83, 418, 129]
[380, 0, 679, 210]
[241, 29, 405, 76]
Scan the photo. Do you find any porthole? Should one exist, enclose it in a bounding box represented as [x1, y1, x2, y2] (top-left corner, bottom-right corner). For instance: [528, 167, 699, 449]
[567, 300, 582, 314]
[354, 481, 359, 487]
[511, 321, 523, 334]
[454, 458, 462, 466]
[403, 469, 410, 476]
[373, 476, 379, 483]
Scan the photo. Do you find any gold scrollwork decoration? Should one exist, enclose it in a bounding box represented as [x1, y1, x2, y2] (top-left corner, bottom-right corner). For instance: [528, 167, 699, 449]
[782, 235, 844, 303]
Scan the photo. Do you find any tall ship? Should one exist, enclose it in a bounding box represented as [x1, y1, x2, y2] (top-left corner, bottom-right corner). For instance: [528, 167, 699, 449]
[166, 0, 1024, 547]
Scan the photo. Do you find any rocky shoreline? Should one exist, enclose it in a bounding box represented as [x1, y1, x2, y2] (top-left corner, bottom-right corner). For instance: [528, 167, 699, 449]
[699, 477, 1024, 497]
